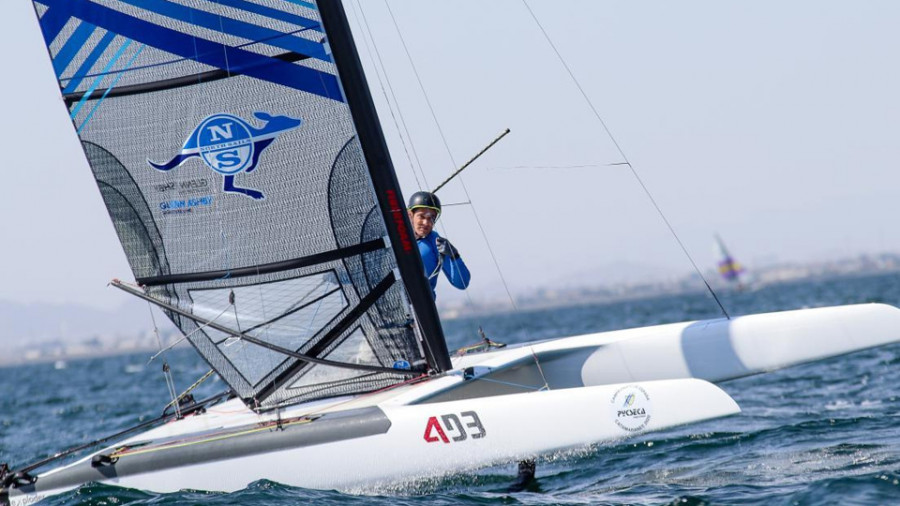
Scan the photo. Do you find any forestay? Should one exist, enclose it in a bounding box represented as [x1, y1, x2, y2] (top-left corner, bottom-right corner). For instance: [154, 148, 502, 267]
[33, 0, 449, 408]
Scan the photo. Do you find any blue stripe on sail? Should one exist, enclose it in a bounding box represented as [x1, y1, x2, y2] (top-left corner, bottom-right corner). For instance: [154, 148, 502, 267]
[53, 21, 96, 77]
[203, 0, 322, 33]
[43, 0, 342, 102]
[62, 27, 312, 86]
[69, 38, 132, 119]
[281, 0, 318, 11]
[115, 0, 329, 62]
[62, 30, 116, 93]
[37, 5, 70, 46]
[78, 45, 146, 133]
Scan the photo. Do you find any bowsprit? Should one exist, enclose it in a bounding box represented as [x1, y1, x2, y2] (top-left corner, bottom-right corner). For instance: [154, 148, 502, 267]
[148, 112, 302, 200]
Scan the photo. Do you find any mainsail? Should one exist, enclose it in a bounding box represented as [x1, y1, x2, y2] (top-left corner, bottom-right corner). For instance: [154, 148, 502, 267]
[33, 0, 450, 408]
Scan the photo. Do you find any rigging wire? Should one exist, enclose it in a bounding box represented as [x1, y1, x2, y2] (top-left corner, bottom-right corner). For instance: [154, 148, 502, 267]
[519, 0, 731, 320]
[488, 163, 609, 171]
[379, 2, 547, 376]
[147, 300, 182, 419]
[147, 302, 234, 363]
[465, 375, 544, 392]
[230, 290, 242, 333]
[428, 251, 444, 281]
[382, 0, 521, 314]
[530, 347, 550, 391]
[1, 390, 232, 481]
[254, 266, 273, 360]
[162, 369, 216, 413]
[113, 280, 422, 376]
[351, 0, 428, 189]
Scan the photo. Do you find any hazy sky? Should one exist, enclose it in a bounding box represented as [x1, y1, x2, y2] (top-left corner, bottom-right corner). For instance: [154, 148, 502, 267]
[3, 1, 900, 311]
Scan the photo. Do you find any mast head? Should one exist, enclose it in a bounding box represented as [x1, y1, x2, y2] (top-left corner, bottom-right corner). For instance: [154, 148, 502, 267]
[407, 191, 442, 222]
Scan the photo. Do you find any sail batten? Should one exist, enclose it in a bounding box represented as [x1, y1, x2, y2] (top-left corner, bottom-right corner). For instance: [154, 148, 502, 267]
[137, 238, 385, 286]
[37, 0, 448, 408]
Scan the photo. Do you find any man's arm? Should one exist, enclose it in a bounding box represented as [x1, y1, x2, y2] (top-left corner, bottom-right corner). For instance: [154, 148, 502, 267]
[437, 237, 471, 290]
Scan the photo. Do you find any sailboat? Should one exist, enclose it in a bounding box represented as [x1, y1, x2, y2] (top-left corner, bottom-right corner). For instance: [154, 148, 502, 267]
[4, 1, 900, 503]
[714, 233, 746, 290]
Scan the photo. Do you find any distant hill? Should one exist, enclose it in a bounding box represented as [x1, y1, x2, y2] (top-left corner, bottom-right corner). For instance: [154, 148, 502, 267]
[0, 298, 172, 346]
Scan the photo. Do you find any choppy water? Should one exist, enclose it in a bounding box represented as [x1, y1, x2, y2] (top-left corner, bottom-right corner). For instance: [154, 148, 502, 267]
[3, 272, 900, 505]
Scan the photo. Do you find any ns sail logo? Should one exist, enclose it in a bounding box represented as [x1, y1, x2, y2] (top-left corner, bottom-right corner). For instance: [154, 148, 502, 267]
[148, 112, 302, 200]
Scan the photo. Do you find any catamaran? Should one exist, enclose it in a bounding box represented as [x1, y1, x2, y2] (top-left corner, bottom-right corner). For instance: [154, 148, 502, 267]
[4, 1, 900, 504]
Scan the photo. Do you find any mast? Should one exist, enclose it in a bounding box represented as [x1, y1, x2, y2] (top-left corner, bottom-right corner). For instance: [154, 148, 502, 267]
[316, 0, 452, 372]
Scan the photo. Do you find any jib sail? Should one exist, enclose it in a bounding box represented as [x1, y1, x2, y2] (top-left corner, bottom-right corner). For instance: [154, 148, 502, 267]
[32, 0, 450, 408]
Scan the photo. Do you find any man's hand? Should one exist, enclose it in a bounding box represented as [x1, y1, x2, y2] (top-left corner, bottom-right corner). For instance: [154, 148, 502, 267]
[435, 237, 460, 260]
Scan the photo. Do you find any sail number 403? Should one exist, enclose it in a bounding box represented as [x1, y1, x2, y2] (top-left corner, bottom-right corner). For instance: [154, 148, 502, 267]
[423, 411, 486, 443]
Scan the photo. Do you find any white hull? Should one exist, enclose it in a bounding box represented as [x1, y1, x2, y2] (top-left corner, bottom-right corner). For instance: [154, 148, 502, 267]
[7, 303, 900, 504]
[11, 379, 737, 504]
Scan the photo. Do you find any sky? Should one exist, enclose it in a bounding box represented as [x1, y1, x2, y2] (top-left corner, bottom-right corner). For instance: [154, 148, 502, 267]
[3, 1, 900, 312]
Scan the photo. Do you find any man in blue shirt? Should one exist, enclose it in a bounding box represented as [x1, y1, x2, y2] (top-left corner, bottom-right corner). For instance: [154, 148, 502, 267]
[407, 191, 471, 298]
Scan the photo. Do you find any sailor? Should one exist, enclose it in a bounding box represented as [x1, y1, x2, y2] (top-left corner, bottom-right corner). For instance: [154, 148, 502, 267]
[407, 192, 535, 491]
[407, 191, 471, 298]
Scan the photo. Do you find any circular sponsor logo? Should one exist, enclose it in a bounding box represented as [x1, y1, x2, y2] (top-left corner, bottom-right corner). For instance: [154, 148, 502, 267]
[197, 114, 255, 175]
[610, 384, 652, 432]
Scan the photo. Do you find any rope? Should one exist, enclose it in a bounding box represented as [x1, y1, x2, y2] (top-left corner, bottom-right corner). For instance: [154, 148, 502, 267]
[162, 369, 215, 414]
[520, 0, 731, 320]
[452, 327, 545, 392]
[468, 376, 544, 392]
[455, 326, 507, 356]
[223, 290, 244, 348]
[147, 303, 232, 364]
[146, 299, 181, 418]
[351, 0, 429, 189]
[488, 163, 608, 171]
[383, 0, 522, 320]
[112, 416, 317, 459]
[530, 346, 550, 391]
[113, 280, 421, 376]
[427, 249, 443, 280]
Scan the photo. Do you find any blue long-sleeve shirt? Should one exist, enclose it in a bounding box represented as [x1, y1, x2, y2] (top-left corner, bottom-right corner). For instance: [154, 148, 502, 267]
[417, 231, 471, 298]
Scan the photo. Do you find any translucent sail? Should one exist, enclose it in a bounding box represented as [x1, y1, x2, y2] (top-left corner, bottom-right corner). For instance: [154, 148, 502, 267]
[33, 0, 447, 408]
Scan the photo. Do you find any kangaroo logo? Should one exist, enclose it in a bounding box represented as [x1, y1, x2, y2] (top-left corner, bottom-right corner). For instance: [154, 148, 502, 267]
[149, 112, 302, 200]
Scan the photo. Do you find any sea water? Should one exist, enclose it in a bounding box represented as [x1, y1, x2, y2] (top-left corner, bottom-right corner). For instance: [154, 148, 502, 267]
[3, 272, 900, 505]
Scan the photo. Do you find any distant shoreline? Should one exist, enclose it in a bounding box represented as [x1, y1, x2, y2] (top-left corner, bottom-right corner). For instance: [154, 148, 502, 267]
[4, 253, 900, 367]
[439, 257, 900, 319]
